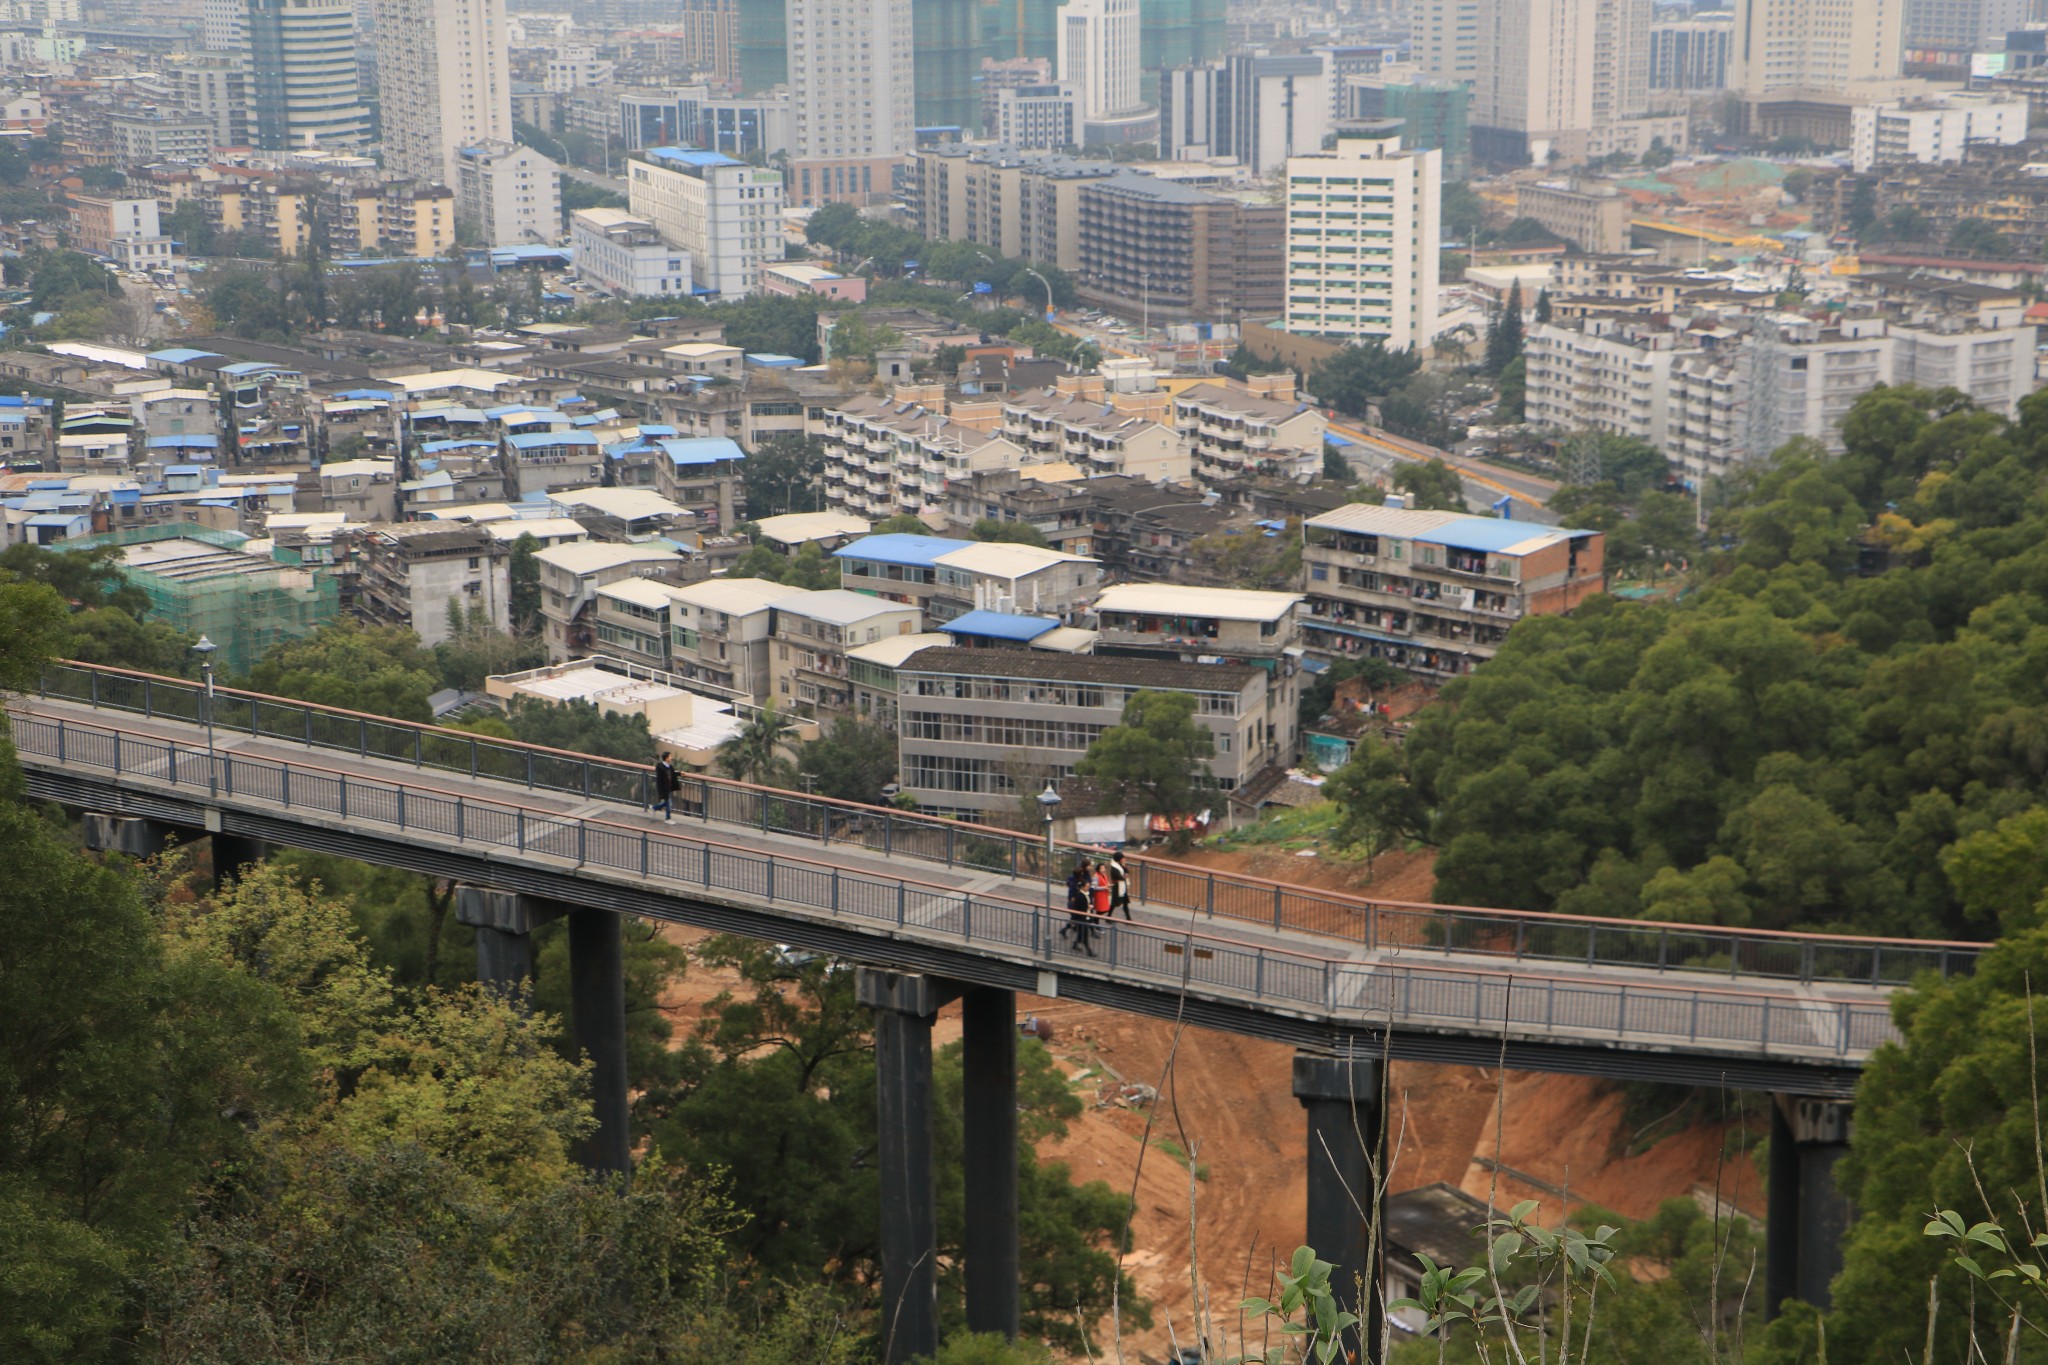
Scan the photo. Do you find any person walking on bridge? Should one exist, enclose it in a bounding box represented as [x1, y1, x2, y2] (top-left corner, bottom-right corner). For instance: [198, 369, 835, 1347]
[653, 750, 678, 821]
[1065, 861, 1095, 956]
[1108, 849, 1132, 919]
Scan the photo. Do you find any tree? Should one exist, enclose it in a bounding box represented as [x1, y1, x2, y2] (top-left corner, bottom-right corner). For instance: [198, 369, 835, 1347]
[872, 513, 929, 535]
[971, 517, 1050, 547]
[508, 532, 542, 634]
[1324, 736, 1428, 866]
[804, 201, 864, 253]
[1391, 457, 1466, 511]
[244, 620, 443, 721]
[1496, 354, 1527, 423]
[1533, 289, 1552, 323]
[744, 434, 830, 516]
[719, 697, 798, 785]
[797, 717, 898, 802]
[1845, 179, 1878, 234]
[1946, 215, 2010, 259]
[1322, 440, 1353, 482]
[502, 696, 652, 762]
[727, 540, 840, 590]
[1485, 279, 1524, 374]
[1074, 690, 1215, 842]
[1640, 137, 1675, 169]
[1882, 206, 1932, 242]
[1309, 340, 1423, 419]
[1439, 181, 1486, 243]
[1188, 518, 1302, 590]
[1224, 343, 1292, 381]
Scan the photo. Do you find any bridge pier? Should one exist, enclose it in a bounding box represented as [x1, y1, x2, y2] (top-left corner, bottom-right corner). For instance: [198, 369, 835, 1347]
[82, 812, 184, 860]
[453, 885, 562, 995]
[568, 907, 633, 1181]
[961, 985, 1020, 1340]
[1766, 1095, 1853, 1317]
[859, 967, 950, 1365]
[209, 831, 266, 888]
[1294, 1053, 1385, 1363]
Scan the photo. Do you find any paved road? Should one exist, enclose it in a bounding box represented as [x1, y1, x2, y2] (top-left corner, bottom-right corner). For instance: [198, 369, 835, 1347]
[561, 165, 631, 199]
[1329, 420, 1562, 515]
[9, 696, 1905, 1076]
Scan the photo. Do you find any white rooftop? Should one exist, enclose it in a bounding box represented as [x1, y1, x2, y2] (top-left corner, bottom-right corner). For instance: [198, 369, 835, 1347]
[549, 487, 689, 522]
[482, 517, 587, 544]
[932, 541, 1096, 579]
[383, 368, 521, 394]
[778, 588, 921, 627]
[319, 458, 394, 479]
[754, 510, 871, 545]
[510, 666, 689, 706]
[534, 540, 679, 576]
[671, 576, 812, 614]
[1306, 504, 1463, 537]
[845, 631, 954, 668]
[1092, 583, 1303, 622]
[596, 575, 684, 610]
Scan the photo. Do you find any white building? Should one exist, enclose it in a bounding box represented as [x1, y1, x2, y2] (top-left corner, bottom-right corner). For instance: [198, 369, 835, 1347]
[1283, 124, 1442, 353]
[165, 55, 248, 148]
[1471, 0, 1651, 166]
[1903, 0, 2025, 53]
[1649, 14, 1734, 90]
[1058, 0, 1142, 121]
[1414, 0, 1479, 83]
[545, 44, 614, 94]
[376, 0, 512, 185]
[786, 0, 913, 203]
[817, 395, 1031, 521]
[1523, 317, 1692, 449]
[202, 0, 244, 51]
[455, 140, 562, 245]
[571, 208, 692, 298]
[991, 83, 1081, 150]
[1729, 0, 1904, 102]
[1850, 92, 2029, 171]
[245, 0, 369, 151]
[625, 147, 784, 298]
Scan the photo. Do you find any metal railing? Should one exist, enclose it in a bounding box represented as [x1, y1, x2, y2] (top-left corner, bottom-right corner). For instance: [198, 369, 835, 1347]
[30, 659, 1985, 989]
[6, 707, 1902, 1063]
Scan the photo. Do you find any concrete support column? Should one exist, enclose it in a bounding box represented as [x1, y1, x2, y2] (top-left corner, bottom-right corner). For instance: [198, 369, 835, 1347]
[961, 985, 1020, 1340]
[1765, 1095, 1853, 1317]
[82, 813, 183, 859]
[568, 907, 633, 1180]
[454, 885, 560, 995]
[1294, 1053, 1385, 1364]
[209, 832, 266, 888]
[859, 967, 956, 1365]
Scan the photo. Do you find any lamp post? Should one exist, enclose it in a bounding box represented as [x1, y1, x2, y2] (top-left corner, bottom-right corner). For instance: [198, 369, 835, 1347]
[1023, 266, 1054, 320]
[191, 634, 217, 796]
[1037, 781, 1062, 912]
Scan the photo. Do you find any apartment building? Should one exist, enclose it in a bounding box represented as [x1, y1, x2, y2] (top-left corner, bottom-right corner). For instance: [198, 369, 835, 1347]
[455, 140, 562, 245]
[377, 0, 512, 186]
[1522, 316, 1694, 448]
[108, 114, 214, 163]
[317, 458, 396, 520]
[912, 145, 1111, 272]
[1171, 377, 1328, 483]
[1850, 93, 2028, 173]
[350, 521, 508, 646]
[1649, 14, 1733, 90]
[164, 54, 249, 149]
[1088, 581, 1304, 759]
[590, 575, 681, 673]
[833, 532, 1103, 624]
[1161, 53, 1331, 175]
[893, 646, 1275, 819]
[626, 148, 784, 298]
[770, 589, 921, 715]
[1301, 502, 1605, 677]
[997, 390, 1189, 482]
[991, 83, 1081, 151]
[785, 0, 913, 206]
[1076, 171, 1285, 323]
[534, 539, 679, 660]
[245, 0, 370, 151]
[1515, 182, 1631, 255]
[846, 630, 956, 729]
[571, 207, 692, 298]
[667, 576, 811, 699]
[1728, 0, 1904, 106]
[649, 436, 747, 530]
[326, 178, 457, 257]
[1058, 0, 1142, 122]
[817, 395, 1030, 522]
[1282, 123, 1441, 352]
[1905, 0, 2026, 51]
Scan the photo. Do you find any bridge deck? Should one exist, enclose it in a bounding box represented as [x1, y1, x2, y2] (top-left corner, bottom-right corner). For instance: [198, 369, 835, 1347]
[6, 691, 1931, 1095]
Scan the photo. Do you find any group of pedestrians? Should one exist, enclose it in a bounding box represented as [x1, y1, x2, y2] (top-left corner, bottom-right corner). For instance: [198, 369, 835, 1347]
[1063, 851, 1130, 955]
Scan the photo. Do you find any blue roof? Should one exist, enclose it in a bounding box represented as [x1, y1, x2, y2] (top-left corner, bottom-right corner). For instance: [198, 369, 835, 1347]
[833, 533, 974, 568]
[637, 424, 677, 437]
[220, 361, 286, 377]
[164, 464, 203, 475]
[1420, 518, 1586, 554]
[334, 388, 393, 401]
[148, 347, 221, 363]
[939, 610, 1060, 642]
[490, 244, 573, 263]
[656, 436, 745, 466]
[506, 430, 598, 450]
[648, 146, 744, 169]
[147, 434, 218, 449]
[746, 353, 804, 367]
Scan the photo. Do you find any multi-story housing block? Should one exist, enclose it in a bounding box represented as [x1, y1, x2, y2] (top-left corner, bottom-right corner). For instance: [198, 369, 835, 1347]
[626, 147, 784, 297]
[1282, 123, 1441, 350]
[769, 589, 921, 715]
[349, 521, 508, 646]
[667, 576, 811, 700]
[571, 207, 692, 298]
[1851, 93, 2029, 173]
[591, 575, 681, 673]
[1522, 316, 1694, 448]
[1076, 170, 1285, 322]
[997, 390, 1189, 482]
[817, 395, 1029, 522]
[1171, 377, 1327, 483]
[833, 532, 1103, 624]
[455, 140, 562, 245]
[534, 540, 680, 660]
[1301, 503, 1605, 677]
[377, 0, 512, 186]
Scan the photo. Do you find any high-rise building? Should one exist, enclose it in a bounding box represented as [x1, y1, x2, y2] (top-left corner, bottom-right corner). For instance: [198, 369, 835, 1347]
[376, 0, 512, 185]
[735, 0, 787, 91]
[1058, 0, 1141, 120]
[787, 0, 914, 205]
[166, 53, 250, 148]
[204, 0, 245, 51]
[246, 0, 369, 151]
[626, 146, 786, 296]
[1649, 14, 1735, 89]
[1137, 0, 1224, 104]
[1729, 0, 1904, 101]
[454, 139, 562, 245]
[1467, 0, 1649, 166]
[1590, 0, 1651, 127]
[1905, 0, 2027, 52]
[914, 0, 988, 131]
[1160, 54, 1330, 175]
[1282, 122, 1441, 353]
[1350, 77, 1471, 183]
[1414, 0, 1480, 83]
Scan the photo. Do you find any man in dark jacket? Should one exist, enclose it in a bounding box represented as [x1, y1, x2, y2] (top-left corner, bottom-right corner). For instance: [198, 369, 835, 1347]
[654, 751, 678, 820]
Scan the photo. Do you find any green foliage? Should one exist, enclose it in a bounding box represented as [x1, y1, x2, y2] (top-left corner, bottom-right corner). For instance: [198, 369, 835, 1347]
[502, 695, 652, 762]
[798, 716, 899, 803]
[1075, 690, 1216, 838]
[727, 539, 841, 589]
[433, 601, 544, 693]
[1484, 279, 1524, 375]
[745, 433, 830, 516]
[873, 513, 930, 534]
[1324, 736, 1429, 859]
[1310, 340, 1422, 419]
[28, 249, 116, 309]
[1440, 181, 1486, 243]
[719, 697, 798, 784]
[720, 292, 825, 362]
[1883, 206, 1932, 242]
[1335, 383, 2048, 935]
[245, 620, 442, 722]
[1392, 458, 1465, 511]
[1495, 353, 1526, 423]
[972, 517, 1050, 547]
[1948, 218, 2013, 261]
[1190, 518, 1303, 590]
[1243, 1245, 1365, 1365]
[1226, 343, 1294, 381]
[508, 531, 541, 634]
[921, 1331, 1056, 1365]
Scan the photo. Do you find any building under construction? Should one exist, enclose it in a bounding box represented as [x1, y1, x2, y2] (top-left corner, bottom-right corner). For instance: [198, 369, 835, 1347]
[65, 523, 338, 677]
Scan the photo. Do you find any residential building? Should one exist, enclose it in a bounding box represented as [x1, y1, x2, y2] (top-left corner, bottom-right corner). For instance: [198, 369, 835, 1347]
[1075, 171, 1285, 323]
[846, 630, 955, 728]
[1301, 502, 1605, 676]
[1171, 376, 1328, 483]
[833, 531, 1103, 623]
[534, 539, 680, 660]
[204, 0, 245, 51]
[1729, 0, 1905, 105]
[651, 435, 746, 529]
[786, 0, 914, 206]
[1904, 0, 2026, 52]
[545, 45, 614, 94]
[571, 207, 693, 298]
[350, 521, 508, 646]
[1649, 13, 1734, 90]
[165, 55, 250, 149]
[1058, 0, 1142, 122]
[325, 177, 457, 256]
[318, 457, 397, 521]
[590, 575, 681, 673]
[1160, 53, 1331, 175]
[1850, 92, 2028, 172]
[667, 576, 811, 699]
[1348, 78, 1471, 184]
[1515, 182, 1631, 255]
[455, 140, 562, 245]
[626, 147, 784, 298]
[550, 486, 695, 542]
[246, 0, 370, 151]
[998, 390, 1190, 481]
[817, 395, 1031, 521]
[67, 195, 161, 257]
[1414, 0, 1480, 84]
[759, 262, 867, 301]
[504, 428, 603, 497]
[377, 0, 513, 186]
[109, 114, 215, 163]
[770, 588, 922, 714]
[1282, 123, 1442, 353]
[910, 145, 1112, 271]
[893, 646, 1277, 818]
[991, 83, 1082, 150]
[1468, 0, 1655, 167]
[1523, 315, 1693, 448]
[484, 658, 745, 767]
